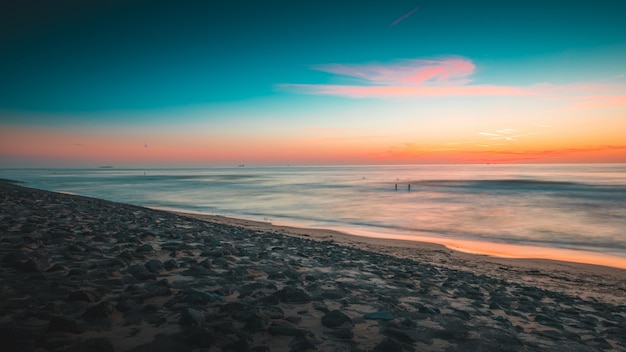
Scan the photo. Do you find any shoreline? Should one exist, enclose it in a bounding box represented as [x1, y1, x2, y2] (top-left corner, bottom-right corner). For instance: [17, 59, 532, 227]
[2, 181, 626, 351]
[148, 201, 626, 271]
[151, 206, 626, 271]
[172, 212, 626, 306]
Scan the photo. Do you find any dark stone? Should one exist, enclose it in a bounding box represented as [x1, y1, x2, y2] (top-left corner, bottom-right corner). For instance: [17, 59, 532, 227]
[418, 305, 440, 314]
[68, 290, 100, 302]
[532, 329, 562, 340]
[116, 300, 137, 313]
[434, 318, 469, 341]
[180, 308, 205, 327]
[289, 336, 317, 351]
[285, 316, 302, 324]
[373, 338, 403, 352]
[3, 251, 29, 266]
[261, 305, 284, 319]
[136, 243, 154, 252]
[21, 257, 50, 272]
[67, 338, 114, 352]
[245, 314, 266, 332]
[327, 328, 353, 340]
[48, 316, 83, 333]
[119, 251, 134, 260]
[201, 249, 225, 257]
[127, 265, 156, 281]
[68, 268, 87, 276]
[321, 310, 352, 328]
[480, 328, 524, 349]
[222, 338, 250, 352]
[319, 290, 345, 299]
[144, 259, 163, 273]
[46, 263, 68, 272]
[184, 327, 215, 348]
[129, 333, 193, 352]
[586, 337, 613, 350]
[181, 265, 211, 277]
[179, 289, 225, 305]
[268, 323, 308, 337]
[274, 286, 311, 303]
[251, 346, 271, 352]
[385, 327, 415, 343]
[163, 259, 179, 270]
[365, 311, 394, 321]
[83, 301, 114, 319]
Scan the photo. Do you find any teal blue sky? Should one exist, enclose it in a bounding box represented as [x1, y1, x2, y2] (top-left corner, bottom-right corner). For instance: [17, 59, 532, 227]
[2, 0, 625, 115]
[1, 1, 626, 166]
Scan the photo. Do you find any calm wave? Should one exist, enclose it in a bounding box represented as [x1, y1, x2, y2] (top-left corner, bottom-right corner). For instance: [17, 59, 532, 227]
[2, 164, 625, 259]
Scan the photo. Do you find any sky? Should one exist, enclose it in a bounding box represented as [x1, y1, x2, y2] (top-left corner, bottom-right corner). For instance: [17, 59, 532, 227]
[1, 0, 625, 167]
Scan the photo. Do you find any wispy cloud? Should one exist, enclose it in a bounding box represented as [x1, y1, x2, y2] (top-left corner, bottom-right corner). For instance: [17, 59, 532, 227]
[283, 83, 533, 98]
[389, 5, 420, 28]
[311, 58, 475, 86]
[382, 142, 626, 162]
[280, 57, 535, 98]
[280, 57, 626, 104]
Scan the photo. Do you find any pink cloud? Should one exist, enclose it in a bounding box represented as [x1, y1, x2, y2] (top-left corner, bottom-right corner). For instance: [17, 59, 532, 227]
[312, 58, 475, 86]
[282, 57, 528, 98]
[282, 57, 626, 103]
[281, 83, 533, 98]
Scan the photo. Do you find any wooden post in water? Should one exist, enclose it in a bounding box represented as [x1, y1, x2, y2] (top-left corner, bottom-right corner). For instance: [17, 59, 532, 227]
[395, 184, 398, 191]
[408, 184, 411, 191]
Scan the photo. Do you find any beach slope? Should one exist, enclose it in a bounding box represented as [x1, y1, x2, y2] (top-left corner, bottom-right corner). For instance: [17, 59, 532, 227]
[1, 181, 625, 351]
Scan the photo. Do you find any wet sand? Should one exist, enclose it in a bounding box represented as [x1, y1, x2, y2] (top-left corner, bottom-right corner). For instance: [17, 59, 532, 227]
[1, 180, 625, 351]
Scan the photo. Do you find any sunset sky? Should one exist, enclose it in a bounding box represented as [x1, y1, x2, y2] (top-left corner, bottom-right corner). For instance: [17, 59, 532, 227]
[1, 0, 625, 167]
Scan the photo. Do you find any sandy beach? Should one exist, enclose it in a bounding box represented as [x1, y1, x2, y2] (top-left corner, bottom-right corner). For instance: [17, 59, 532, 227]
[1, 179, 625, 351]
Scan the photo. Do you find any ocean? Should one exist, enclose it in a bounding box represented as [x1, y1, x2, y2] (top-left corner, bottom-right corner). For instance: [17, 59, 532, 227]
[3, 164, 625, 267]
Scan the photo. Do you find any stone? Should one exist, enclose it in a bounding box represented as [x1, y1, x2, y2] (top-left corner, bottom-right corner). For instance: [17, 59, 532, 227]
[273, 286, 311, 303]
[48, 316, 83, 333]
[321, 310, 352, 328]
[185, 327, 215, 348]
[327, 328, 353, 340]
[136, 243, 154, 252]
[289, 337, 317, 351]
[127, 265, 156, 281]
[67, 290, 100, 302]
[83, 301, 114, 319]
[180, 289, 225, 305]
[180, 308, 205, 327]
[67, 338, 114, 352]
[21, 257, 50, 272]
[268, 323, 308, 337]
[365, 311, 394, 321]
[373, 338, 403, 352]
[144, 259, 163, 273]
[163, 259, 179, 270]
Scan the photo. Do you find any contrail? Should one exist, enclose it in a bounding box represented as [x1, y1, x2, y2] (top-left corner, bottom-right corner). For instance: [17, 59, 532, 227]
[389, 5, 419, 28]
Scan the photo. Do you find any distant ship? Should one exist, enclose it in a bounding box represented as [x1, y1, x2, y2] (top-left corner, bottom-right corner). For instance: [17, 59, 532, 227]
[98, 166, 114, 169]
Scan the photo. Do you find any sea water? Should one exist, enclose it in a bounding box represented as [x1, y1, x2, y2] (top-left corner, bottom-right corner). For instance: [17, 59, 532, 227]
[2, 164, 625, 266]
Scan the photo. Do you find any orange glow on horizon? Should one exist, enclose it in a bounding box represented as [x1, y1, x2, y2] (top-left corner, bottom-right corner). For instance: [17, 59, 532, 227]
[1, 123, 625, 166]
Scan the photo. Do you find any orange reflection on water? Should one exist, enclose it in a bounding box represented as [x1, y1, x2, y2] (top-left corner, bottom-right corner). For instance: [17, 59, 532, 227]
[350, 230, 626, 270]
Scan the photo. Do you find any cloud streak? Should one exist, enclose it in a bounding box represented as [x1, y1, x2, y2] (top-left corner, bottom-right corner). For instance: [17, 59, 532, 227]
[389, 5, 420, 28]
